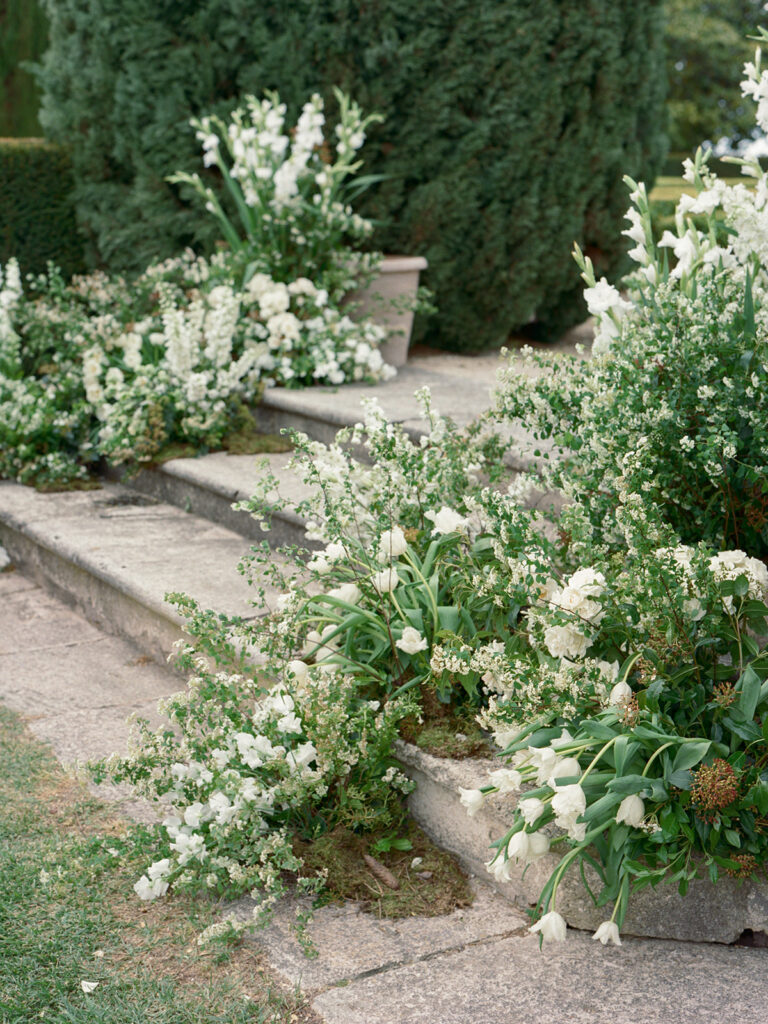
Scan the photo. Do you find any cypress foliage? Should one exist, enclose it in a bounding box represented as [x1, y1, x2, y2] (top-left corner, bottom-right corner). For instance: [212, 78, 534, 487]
[36, 1, 666, 350]
[0, 0, 48, 136]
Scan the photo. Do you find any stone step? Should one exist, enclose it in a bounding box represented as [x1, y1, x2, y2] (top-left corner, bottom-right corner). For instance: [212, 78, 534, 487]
[118, 344, 575, 547]
[0, 481, 270, 666]
[121, 451, 312, 548]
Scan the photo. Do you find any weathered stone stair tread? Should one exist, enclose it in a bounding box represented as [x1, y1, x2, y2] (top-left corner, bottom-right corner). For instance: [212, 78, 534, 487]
[0, 481, 269, 663]
[125, 450, 310, 545]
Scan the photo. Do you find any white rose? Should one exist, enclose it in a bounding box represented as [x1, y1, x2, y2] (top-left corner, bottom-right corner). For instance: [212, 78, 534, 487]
[395, 626, 428, 655]
[543, 623, 590, 660]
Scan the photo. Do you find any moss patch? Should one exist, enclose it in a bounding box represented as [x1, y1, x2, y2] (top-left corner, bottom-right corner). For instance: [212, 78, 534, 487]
[399, 684, 492, 759]
[296, 821, 473, 920]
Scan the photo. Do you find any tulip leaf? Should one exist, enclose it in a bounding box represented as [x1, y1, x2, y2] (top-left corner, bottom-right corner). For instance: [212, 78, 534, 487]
[671, 740, 710, 774]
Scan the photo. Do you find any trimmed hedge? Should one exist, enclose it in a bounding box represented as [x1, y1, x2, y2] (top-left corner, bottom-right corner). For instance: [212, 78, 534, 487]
[36, 1, 666, 350]
[0, 139, 85, 278]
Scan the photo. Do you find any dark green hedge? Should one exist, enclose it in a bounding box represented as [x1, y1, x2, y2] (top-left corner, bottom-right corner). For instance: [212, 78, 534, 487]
[0, 139, 85, 278]
[36, 1, 666, 350]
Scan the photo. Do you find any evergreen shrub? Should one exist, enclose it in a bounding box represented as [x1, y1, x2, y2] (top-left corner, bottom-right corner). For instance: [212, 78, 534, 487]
[0, 139, 84, 278]
[36, 0, 666, 350]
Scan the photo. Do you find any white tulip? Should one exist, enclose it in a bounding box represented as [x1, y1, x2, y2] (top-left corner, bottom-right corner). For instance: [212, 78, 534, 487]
[529, 910, 567, 944]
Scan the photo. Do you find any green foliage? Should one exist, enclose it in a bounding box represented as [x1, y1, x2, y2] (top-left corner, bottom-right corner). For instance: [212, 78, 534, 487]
[0, 0, 47, 136]
[36, 0, 666, 349]
[0, 139, 84, 278]
[665, 0, 762, 151]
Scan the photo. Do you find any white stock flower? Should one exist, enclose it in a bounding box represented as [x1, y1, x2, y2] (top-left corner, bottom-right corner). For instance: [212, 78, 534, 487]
[459, 787, 486, 817]
[396, 626, 428, 655]
[593, 921, 622, 946]
[616, 794, 645, 828]
[488, 768, 523, 793]
[529, 910, 567, 944]
[425, 506, 470, 535]
[377, 526, 408, 561]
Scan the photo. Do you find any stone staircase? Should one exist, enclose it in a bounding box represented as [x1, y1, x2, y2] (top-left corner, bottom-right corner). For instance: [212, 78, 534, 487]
[12, 334, 762, 948]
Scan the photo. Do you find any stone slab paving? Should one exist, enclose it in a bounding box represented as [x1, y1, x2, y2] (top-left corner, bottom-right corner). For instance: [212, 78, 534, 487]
[2, 569, 767, 1024]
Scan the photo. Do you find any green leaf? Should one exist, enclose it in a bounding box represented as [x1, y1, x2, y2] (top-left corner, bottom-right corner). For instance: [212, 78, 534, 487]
[672, 741, 711, 774]
[738, 665, 762, 722]
[668, 768, 692, 790]
[607, 774, 648, 795]
[724, 829, 741, 848]
[436, 606, 460, 632]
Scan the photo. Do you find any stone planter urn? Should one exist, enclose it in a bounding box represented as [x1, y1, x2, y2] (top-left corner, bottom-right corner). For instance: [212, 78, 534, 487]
[351, 255, 428, 367]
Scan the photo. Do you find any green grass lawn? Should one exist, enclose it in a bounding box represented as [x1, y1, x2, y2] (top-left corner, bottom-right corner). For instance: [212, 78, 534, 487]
[649, 175, 743, 204]
[0, 705, 318, 1024]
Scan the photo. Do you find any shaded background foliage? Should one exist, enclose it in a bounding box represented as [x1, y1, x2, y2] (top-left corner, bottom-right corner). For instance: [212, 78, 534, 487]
[26, 0, 666, 351]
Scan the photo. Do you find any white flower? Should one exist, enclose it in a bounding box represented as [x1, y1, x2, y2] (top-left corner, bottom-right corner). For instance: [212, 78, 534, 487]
[547, 757, 581, 789]
[286, 659, 309, 683]
[486, 854, 514, 883]
[551, 784, 587, 836]
[396, 626, 429, 655]
[527, 831, 551, 862]
[372, 567, 400, 593]
[183, 802, 205, 828]
[529, 910, 567, 944]
[507, 830, 530, 862]
[543, 623, 590, 660]
[425, 506, 470, 535]
[616, 794, 645, 828]
[459, 787, 486, 817]
[377, 526, 408, 560]
[286, 741, 317, 771]
[528, 745, 559, 786]
[593, 921, 622, 946]
[326, 582, 362, 605]
[609, 680, 633, 707]
[518, 796, 546, 825]
[80, 981, 99, 994]
[583, 278, 630, 318]
[488, 768, 522, 793]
